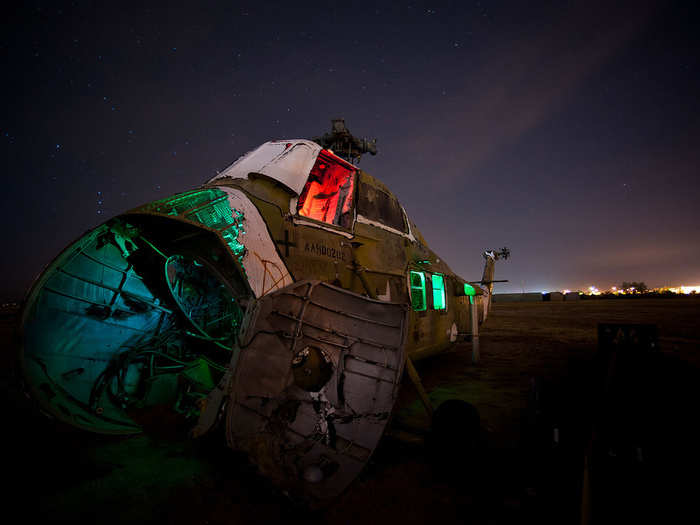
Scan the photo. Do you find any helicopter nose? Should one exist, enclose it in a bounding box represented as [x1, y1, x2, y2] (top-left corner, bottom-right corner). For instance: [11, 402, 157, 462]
[19, 185, 292, 435]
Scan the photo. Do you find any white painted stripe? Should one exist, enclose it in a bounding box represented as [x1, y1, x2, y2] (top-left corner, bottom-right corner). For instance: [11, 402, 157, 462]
[291, 217, 355, 238]
[356, 214, 416, 242]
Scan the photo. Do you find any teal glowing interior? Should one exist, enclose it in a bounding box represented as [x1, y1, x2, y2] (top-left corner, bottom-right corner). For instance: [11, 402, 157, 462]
[21, 211, 250, 434]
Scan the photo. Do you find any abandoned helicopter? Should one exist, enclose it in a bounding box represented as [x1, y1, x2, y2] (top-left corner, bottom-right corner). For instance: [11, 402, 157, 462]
[19, 119, 508, 504]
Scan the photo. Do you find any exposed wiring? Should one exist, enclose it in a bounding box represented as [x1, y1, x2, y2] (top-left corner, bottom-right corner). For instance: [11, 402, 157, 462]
[139, 235, 168, 259]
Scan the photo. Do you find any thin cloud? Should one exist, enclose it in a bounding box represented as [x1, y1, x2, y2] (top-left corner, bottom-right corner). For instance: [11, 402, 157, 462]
[397, 2, 657, 180]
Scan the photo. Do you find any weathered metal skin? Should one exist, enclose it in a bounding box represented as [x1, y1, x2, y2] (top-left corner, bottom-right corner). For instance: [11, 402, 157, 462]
[226, 280, 407, 504]
[19, 137, 499, 505]
[206, 164, 486, 362]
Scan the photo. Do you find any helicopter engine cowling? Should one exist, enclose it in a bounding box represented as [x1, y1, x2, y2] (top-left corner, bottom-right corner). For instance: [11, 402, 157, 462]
[19, 187, 288, 434]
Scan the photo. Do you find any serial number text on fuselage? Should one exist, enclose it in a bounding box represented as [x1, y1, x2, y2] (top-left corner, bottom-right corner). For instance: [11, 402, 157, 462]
[304, 242, 346, 261]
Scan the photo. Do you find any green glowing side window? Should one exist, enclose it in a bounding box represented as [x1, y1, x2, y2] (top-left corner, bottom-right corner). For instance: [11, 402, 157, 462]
[410, 271, 427, 311]
[432, 274, 446, 310]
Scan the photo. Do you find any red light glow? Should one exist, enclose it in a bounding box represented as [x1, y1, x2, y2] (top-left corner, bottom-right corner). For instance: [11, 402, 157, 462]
[297, 151, 356, 227]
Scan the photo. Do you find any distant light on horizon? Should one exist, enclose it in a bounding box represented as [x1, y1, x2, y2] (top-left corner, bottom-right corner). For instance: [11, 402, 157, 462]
[669, 285, 700, 295]
[500, 283, 700, 296]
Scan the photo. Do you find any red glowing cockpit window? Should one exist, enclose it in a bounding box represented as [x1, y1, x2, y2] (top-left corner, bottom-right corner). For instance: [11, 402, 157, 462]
[297, 150, 356, 229]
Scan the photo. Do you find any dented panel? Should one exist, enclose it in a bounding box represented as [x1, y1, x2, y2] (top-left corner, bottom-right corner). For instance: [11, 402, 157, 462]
[20, 127, 506, 496]
[226, 280, 407, 503]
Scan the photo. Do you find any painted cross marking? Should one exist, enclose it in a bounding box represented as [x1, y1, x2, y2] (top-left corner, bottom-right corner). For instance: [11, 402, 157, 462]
[275, 229, 296, 257]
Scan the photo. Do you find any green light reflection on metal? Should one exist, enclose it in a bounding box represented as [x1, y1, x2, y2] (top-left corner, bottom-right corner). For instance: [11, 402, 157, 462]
[141, 189, 246, 265]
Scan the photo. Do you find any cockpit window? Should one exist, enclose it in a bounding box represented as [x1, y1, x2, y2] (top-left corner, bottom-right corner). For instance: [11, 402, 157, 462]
[357, 179, 407, 233]
[297, 151, 356, 229]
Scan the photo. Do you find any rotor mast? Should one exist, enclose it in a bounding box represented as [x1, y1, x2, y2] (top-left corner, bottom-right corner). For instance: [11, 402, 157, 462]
[313, 118, 377, 165]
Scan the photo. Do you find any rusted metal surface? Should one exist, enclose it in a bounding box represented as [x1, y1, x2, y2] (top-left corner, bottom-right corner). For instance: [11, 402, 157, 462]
[216, 169, 486, 361]
[19, 129, 506, 482]
[226, 280, 407, 503]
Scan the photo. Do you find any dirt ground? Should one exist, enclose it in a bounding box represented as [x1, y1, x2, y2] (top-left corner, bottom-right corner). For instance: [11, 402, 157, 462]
[3, 297, 699, 524]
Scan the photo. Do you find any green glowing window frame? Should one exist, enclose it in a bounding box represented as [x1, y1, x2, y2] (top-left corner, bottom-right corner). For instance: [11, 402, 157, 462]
[409, 271, 427, 311]
[431, 274, 446, 310]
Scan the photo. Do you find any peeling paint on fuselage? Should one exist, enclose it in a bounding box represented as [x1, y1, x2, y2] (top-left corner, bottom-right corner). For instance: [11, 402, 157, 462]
[130, 140, 488, 359]
[208, 163, 487, 361]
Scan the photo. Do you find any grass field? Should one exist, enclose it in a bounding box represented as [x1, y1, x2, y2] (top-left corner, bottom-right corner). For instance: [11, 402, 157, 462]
[3, 297, 699, 523]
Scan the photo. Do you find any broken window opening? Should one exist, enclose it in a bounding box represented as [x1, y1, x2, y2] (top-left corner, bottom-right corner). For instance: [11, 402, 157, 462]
[297, 151, 356, 229]
[410, 271, 427, 311]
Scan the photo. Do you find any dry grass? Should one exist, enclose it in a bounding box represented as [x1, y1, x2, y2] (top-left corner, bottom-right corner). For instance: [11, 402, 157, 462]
[4, 297, 700, 523]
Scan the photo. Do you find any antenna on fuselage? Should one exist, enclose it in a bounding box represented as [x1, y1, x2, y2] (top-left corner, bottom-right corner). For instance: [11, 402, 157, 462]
[313, 118, 377, 165]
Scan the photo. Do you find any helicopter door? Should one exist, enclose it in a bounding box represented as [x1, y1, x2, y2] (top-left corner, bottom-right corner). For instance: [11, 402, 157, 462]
[225, 280, 407, 504]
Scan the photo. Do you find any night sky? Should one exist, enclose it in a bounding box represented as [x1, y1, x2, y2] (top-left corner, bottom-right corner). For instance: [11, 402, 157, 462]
[3, 1, 699, 298]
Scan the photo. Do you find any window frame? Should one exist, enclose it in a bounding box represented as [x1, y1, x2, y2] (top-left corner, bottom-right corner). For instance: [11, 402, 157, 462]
[356, 181, 408, 235]
[409, 270, 427, 312]
[293, 150, 358, 233]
